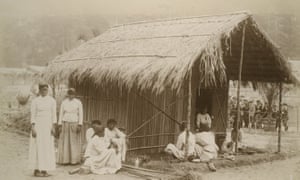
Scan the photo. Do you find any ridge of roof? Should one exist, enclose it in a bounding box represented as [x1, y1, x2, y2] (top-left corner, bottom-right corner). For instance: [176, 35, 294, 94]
[112, 10, 251, 28]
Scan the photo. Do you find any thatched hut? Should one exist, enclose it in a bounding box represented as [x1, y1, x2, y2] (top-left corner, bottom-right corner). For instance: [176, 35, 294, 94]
[45, 11, 296, 153]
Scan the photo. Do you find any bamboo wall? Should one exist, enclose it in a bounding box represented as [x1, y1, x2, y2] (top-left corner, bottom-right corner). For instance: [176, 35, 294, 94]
[69, 72, 228, 153]
[70, 78, 188, 153]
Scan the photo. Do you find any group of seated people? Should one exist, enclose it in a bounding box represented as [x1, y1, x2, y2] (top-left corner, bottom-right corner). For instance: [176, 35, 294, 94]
[71, 119, 127, 175]
[165, 108, 219, 171]
[75, 109, 218, 175]
[73, 108, 232, 174]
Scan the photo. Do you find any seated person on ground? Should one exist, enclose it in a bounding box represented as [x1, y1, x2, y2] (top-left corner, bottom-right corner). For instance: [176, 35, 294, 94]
[194, 122, 218, 172]
[105, 119, 127, 162]
[70, 120, 121, 175]
[164, 122, 199, 161]
[194, 123, 219, 162]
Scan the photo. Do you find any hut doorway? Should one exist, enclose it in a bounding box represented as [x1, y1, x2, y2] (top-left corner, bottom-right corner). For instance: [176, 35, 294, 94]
[195, 88, 213, 120]
[195, 87, 228, 148]
[192, 88, 213, 129]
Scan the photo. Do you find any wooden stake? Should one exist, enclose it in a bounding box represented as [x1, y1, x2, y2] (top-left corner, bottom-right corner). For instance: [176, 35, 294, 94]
[297, 106, 299, 132]
[278, 82, 282, 152]
[52, 78, 56, 98]
[235, 22, 246, 153]
[185, 70, 192, 159]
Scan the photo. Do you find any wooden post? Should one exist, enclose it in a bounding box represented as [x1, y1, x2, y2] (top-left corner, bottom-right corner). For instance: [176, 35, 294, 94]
[52, 78, 56, 98]
[185, 70, 192, 159]
[235, 22, 246, 153]
[297, 106, 299, 132]
[278, 82, 282, 152]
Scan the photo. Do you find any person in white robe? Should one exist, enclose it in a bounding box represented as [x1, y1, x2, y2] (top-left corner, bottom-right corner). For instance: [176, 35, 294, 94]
[165, 122, 202, 161]
[29, 83, 57, 177]
[57, 88, 83, 165]
[80, 120, 121, 175]
[195, 131, 219, 161]
[86, 125, 95, 143]
[82, 120, 97, 153]
[104, 119, 127, 162]
[194, 123, 218, 171]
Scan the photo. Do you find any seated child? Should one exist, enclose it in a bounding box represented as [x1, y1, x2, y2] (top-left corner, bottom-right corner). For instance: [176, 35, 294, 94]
[104, 119, 127, 162]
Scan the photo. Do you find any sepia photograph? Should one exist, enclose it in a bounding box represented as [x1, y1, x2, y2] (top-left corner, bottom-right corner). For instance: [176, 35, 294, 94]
[0, 0, 300, 179]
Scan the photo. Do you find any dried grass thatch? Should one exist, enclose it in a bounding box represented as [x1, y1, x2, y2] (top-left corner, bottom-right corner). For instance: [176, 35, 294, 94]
[45, 11, 296, 94]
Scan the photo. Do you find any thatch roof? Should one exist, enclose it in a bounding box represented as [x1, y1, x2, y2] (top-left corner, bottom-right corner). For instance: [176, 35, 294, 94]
[45, 11, 296, 94]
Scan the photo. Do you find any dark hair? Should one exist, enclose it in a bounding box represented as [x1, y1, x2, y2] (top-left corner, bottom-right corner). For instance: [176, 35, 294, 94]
[107, 118, 117, 125]
[179, 122, 186, 132]
[38, 83, 48, 90]
[91, 120, 102, 125]
[67, 88, 76, 95]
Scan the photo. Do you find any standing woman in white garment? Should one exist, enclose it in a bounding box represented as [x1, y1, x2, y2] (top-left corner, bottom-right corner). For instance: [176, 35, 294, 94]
[57, 88, 83, 165]
[29, 83, 57, 177]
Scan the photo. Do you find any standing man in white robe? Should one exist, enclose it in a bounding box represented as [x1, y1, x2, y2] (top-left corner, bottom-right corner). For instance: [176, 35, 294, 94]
[29, 83, 57, 177]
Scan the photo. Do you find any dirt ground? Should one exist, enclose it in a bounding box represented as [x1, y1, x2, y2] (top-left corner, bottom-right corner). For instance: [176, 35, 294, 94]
[203, 156, 300, 180]
[0, 129, 142, 180]
[1, 125, 300, 180]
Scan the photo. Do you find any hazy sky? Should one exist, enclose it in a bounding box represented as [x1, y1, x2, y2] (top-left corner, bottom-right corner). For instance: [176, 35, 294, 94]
[0, 0, 298, 18]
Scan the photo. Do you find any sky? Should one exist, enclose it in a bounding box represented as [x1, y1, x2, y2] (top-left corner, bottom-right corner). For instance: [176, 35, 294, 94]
[0, 0, 298, 18]
[0, 0, 299, 67]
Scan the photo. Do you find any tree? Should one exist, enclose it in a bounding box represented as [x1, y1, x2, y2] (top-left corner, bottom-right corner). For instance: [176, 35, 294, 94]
[255, 82, 292, 116]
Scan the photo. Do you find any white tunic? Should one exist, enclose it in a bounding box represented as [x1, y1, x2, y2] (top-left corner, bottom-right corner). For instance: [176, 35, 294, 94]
[165, 131, 197, 160]
[104, 127, 127, 161]
[104, 127, 126, 139]
[176, 131, 196, 156]
[84, 135, 121, 174]
[29, 95, 57, 171]
[86, 128, 95, 143]
[196, 113, 212, 128]
[58, 98, 83, 125]
[195, 132, 219, 160]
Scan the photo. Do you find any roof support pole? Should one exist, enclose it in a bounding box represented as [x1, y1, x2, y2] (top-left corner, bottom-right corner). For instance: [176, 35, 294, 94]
[52, 78, 56, 98]
[277, 82, 283, 152]
[235, 22, 246, 154]
[185, 69, 192, 159]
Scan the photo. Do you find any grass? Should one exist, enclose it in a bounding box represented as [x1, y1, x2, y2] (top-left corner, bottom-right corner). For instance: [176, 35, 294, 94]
[0, 106, 31, 135]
